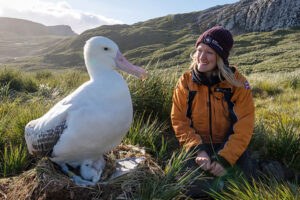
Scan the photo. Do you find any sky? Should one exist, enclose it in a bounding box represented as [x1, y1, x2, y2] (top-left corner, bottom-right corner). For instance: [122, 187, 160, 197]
[0, 0, 240, 34]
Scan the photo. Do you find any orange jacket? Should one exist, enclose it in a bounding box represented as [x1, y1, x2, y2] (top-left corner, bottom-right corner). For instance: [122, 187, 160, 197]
[171, 68, 255, 167]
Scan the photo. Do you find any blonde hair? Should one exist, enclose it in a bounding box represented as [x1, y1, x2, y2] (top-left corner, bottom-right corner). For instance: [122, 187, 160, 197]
[189, 51, 242, 87]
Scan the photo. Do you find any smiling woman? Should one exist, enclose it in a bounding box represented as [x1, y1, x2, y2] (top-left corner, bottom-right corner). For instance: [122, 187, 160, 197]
[195, 43, 217, 75]
[171, 26, 255, 198]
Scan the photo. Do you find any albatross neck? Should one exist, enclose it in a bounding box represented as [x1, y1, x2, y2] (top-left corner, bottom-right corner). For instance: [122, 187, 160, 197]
[86, 61, 121, 82]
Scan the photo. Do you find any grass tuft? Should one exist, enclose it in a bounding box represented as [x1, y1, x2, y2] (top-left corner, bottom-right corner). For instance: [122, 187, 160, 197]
[128, 70, 177, 122]
[251, 114, 300, 170]
[0, 68, 38, 93]
[123, 113, 175, 162]
[0, 142, 29, 177]
[137, 148, 202, 199]
[35, 70, 53, 80]
[210, 177, 300, 200]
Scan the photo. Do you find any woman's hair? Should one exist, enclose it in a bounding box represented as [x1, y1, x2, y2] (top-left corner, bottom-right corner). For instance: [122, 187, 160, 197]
[189, 51, 242, 87]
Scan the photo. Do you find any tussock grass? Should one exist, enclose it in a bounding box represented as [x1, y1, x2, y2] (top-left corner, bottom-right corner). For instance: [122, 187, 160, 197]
[0, 143, 29, 177]
[0, 67, 299, 199]
[44, 70, 89, 94]
[251, 115, 300, 170]
[266, 116, 300, 169]
[251, 79, 282, 96]
[124, 113, 168, 153]
[248, 70, 300, 97]
[35, 70, 53, 80]
[127, 69, 178, 122]
[137, 148, 203, 199]
[0, 81, 13, 100]
[124, 112, 179, 166]
[0, 101, 51, 145]
[249, 72, 300, 173]
[0, 68, 38, 93]
[211, 178, 300, 200]
[248, 71, 300, 121]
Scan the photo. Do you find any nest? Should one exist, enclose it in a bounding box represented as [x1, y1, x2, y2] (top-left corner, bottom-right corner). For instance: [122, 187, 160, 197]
[0, 144, 163, 200]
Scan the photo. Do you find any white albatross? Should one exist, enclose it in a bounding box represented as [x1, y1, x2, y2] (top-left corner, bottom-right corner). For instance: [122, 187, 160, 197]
[25, 36, 146, 186]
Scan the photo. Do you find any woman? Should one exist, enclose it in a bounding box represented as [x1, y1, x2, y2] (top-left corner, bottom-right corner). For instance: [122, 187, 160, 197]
[171, 26, 255, 196]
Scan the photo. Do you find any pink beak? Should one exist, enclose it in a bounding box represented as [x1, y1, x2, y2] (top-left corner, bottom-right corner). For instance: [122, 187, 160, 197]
[115, 50, 146, 79]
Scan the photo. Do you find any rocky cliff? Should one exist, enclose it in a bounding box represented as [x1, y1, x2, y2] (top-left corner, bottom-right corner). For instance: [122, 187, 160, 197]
[166, 0, 300, 34]
[219, 0, 300, 33]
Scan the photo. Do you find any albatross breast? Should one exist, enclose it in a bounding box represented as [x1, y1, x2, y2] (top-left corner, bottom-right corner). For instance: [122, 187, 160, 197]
[51, 73, 133, 163]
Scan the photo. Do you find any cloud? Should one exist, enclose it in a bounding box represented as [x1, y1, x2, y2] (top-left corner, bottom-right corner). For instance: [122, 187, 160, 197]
[0, 0, 123, 34]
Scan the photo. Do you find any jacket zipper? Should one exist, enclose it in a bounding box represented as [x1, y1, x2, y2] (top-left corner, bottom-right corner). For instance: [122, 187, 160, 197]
[208, 86, 213, 141]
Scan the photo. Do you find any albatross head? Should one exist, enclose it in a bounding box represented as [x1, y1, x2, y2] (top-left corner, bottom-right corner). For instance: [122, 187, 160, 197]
[84, 36, 146, 79]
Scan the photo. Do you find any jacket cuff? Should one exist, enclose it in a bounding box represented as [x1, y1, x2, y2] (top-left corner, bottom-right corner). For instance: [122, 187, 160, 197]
[211, 154, 232, 169]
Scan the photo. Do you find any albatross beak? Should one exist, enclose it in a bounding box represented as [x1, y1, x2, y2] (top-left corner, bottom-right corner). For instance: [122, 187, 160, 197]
[115, 50, 146, 80]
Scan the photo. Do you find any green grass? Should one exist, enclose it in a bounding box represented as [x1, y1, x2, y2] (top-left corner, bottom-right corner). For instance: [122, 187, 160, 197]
[0, 142, 29, 177]
[250, 115, 300, 171]
[248, 71, 300, 173]
[126, 68, 178, 122]
[0, 81, 12, 100]
[232, 27, 300, 74]
[211, 178, 300, 200]
[123, 112, 171, 161]
[0, 67, 299, 199]
[0, 68, 38, 93]
[137, 148, 203, 199]
[2, 24, 299, 75]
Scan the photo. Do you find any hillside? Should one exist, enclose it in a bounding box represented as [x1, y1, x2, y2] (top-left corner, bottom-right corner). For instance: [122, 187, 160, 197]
[5, 26, 299, 73]
[1, 0, 300, 73]
[0, 17, 77, 65]
[0, 17, 76, 37]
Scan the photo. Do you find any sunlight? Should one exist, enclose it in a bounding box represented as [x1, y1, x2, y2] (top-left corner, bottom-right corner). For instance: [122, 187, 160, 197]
[0, 0, 39, 11]
[0, 0, 122, 33]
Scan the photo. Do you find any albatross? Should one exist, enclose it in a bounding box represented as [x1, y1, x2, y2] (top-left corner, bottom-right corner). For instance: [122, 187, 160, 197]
[25, 36, 146, 186]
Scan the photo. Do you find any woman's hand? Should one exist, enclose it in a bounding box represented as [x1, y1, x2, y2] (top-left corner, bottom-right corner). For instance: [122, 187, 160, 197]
[195, 150, 211, 170]
[195, 151, 226, 177]
[209, 161, 226, 177]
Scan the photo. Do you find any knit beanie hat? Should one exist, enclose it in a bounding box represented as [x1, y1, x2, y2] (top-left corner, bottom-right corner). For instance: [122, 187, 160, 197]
[195, 26, 233, 65]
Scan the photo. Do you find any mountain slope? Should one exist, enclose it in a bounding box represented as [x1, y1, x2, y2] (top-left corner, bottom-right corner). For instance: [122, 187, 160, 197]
[0, 17, 77, 65]
[0, 17, 76, 37]
[231, 27, 300, 73]
[2, 0, 300, 73]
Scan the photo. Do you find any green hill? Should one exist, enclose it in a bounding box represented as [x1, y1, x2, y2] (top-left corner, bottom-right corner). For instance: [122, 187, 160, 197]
[0, 17, 77, 67]
[1, 0, 299, 73]
[0, 17, 76, 37]
[5, 26, 299, 73]
[230, 27, 300, 73]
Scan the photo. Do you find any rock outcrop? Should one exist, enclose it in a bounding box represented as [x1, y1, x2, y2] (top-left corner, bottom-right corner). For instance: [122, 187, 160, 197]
[46, 25, 77, 36]
[195, 0, 300, 34]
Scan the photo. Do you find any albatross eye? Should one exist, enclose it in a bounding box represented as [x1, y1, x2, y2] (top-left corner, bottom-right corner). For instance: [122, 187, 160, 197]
[104, 47, 109, 51]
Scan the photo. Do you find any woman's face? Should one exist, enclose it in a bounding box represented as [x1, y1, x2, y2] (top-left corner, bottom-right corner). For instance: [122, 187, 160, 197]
[196, 43, 217, 75]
